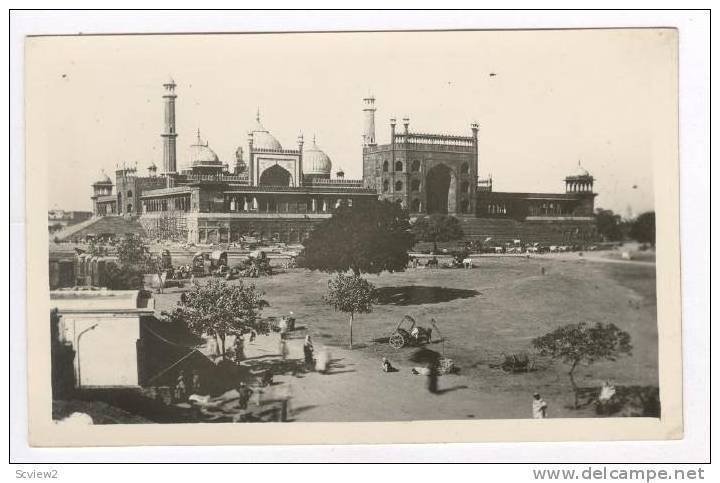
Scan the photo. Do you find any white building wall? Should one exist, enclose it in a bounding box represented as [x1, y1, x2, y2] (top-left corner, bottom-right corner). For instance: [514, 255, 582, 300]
[63, 315, 141, 387]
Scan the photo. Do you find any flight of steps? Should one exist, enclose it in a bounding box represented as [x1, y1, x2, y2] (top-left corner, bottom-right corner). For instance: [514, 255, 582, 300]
[53, 215, 147, 242]
[457, 217, 523, 243]
[456, 216, 594, 245]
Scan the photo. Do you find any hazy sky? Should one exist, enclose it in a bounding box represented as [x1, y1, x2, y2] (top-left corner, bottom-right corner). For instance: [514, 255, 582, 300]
[28, 29, 675, 215]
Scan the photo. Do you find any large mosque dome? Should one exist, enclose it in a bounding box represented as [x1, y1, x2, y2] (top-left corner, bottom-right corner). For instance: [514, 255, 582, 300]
[190, 131, 221, 167]
[303, 136, 332, 176]
[250, 112, 283, 151]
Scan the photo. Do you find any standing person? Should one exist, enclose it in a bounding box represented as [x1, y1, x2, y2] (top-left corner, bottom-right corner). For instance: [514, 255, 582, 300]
[303, 335, 314, 367]
[233, 336, 245, 362]
[235, 382, 254, 421]
[315, 348, 330, 374]
[278, 382, 293, 422]
[532, 392, 548, 419]
[278, 333, 289, 360]
[174, 370, 187, 402]
[426, 360, 439, 394]
[191, 370, 201, 395]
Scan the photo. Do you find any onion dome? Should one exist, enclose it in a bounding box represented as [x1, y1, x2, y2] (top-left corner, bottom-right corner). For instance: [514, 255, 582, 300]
[250, 110, 283, 151]
[572, 160, 591, 177]
[190, 130, 221, 166]
[303, 135, 332, 176]
[93, 171, 113, 185]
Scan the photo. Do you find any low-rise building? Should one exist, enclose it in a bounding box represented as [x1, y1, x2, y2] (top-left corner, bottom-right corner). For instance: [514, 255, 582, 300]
[50, 289, 155, 388]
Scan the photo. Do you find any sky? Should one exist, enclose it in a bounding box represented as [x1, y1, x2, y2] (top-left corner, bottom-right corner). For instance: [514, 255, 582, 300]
[27, 29, 676, 216]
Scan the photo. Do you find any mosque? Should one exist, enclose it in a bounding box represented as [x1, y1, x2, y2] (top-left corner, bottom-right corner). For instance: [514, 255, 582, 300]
[88, 79, 597, 245]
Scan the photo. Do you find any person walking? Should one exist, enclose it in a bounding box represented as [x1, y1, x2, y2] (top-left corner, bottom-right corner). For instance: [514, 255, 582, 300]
[532, 392, 548, 419]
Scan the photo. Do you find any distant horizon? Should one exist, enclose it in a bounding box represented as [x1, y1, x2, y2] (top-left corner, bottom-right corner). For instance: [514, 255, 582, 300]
[30, 30, 671, 216]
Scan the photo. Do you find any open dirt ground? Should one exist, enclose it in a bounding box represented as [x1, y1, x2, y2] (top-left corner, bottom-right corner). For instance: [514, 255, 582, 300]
[151, 254, 657, 421]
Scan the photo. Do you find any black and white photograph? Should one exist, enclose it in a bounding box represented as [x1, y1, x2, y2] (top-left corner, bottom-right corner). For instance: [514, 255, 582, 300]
[20, 22, 688, 448]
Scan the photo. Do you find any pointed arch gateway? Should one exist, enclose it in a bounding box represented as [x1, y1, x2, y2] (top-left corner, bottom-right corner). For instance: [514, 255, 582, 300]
[259, 164, 292, 187]
[425, 164, 457, 214]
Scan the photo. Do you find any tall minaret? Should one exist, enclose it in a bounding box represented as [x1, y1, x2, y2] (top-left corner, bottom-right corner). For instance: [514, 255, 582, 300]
[362, 94, 376, 146]
[161, 78, 178, 175]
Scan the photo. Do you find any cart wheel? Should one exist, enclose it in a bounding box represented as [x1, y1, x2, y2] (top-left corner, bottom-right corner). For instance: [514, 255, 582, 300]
[389, 333, 405, 349]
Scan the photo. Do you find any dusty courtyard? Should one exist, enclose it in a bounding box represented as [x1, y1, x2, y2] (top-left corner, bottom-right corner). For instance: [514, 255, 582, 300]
[151, 253, 658, 421]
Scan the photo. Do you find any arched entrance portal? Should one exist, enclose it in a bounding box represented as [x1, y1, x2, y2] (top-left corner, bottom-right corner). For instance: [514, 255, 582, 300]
[259, 164, 292, 187]
[425, 164, 456, 214]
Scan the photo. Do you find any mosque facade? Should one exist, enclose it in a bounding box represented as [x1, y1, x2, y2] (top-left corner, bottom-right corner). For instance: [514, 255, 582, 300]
[91, 80, 597, 245]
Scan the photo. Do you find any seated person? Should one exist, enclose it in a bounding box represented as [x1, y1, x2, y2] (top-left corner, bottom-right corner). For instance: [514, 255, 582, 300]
[382, 357, 397, 373]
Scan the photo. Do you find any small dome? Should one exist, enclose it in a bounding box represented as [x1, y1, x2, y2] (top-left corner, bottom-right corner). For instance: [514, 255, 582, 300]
[190, 131, 221, 166]
[94, 171, 112, 185]
[250, 111, 283, 151]
[303, 136, 332, 175]
[573, 161, 591, 177]
[148, 162, 157, 170]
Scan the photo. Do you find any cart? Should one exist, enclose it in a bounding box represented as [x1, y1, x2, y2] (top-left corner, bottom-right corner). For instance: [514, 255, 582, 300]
[388, 315, 433, 349]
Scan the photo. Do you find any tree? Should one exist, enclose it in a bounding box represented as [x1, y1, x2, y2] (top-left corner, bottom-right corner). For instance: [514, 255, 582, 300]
[86, 238, 109, 257]
[116, 234, 153, 269]
[115, 234, 167, 290]
[103, 262, 145, 290]
[302, 199, 415, 275]
[411, 214, 464, 253]
[169, 279, 269, 360]
[323, 273, 378, 349]
[532, 322, 632, 408]
[629, 211, 656, 245]
[594, 208, 623, 242]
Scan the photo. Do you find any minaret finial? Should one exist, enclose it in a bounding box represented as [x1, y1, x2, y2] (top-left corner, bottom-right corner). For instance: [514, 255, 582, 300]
[256, 107, 261, 123]
[313, 134, 316, 144]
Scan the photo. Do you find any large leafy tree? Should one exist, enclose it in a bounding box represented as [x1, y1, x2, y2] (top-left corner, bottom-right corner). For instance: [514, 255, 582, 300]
[302, 199, 414, 275]
[629, 211, 656, 245]
[170, 279, 269, 360]
[84, 235, 148, 290]
[594, 208, 623, 242]
[103, 262, 145, 290]
[116, 234, 153, 269]
[532, 322, 632, 408]
[411, 214, 464, 253]
[86, 238, 109, 257]
[324, 273, 378, 349]
[115, 234, 170, 291]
